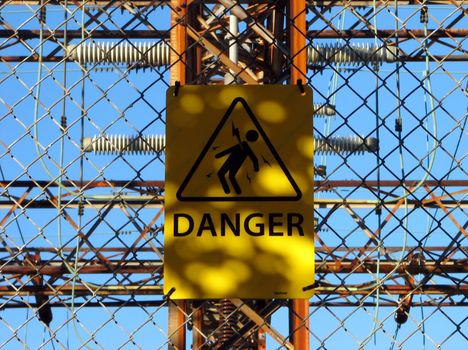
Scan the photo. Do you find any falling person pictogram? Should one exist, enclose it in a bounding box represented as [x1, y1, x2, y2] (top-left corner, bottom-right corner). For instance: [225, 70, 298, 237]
[215, 129, 260, 194]
[176, 97, 302, 201]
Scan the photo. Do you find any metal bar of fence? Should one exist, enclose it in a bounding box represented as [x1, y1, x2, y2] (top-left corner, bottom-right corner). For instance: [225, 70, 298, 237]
[1, 284, 465, 297]
[1, 28, 468, 39]
[1, 258, 466, 275]
[2, 300, 466, 309]
[6, 0, 465, 6]
[1, 199, 464, 209]
[3, 54, 467, 62]
[2, 179, 466, 188]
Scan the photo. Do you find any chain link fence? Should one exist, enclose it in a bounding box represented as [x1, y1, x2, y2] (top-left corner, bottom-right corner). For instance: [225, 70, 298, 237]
[0, 0, 466, 349]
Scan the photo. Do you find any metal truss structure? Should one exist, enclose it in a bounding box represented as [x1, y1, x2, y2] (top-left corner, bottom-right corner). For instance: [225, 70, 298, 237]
[0, 0, 466, 349]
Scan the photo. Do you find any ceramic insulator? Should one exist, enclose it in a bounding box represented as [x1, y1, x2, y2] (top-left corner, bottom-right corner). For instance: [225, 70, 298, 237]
[308, 43, 398, 66]
[67, 41, 170, 66]
[84, 134, 377, 156]
[314, 136, 378, 155]
[83, 134, 165, 155]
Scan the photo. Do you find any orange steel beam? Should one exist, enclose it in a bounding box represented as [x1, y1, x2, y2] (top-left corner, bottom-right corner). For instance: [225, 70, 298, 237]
[10, 0, 464, 6]
[168, 2, 187, 347]
[258, 328, 267, 350]
[1, 258, 466, 275]
[3, 28, 468, 40]
[8, 245, 455, 253]
[290, 0, 307, 82]
[2, 300, 466, 309]
[0, 284, 466, 297]
[168, 300, 186, 350]
[289, 299, 310, 348]
[289, 1, 310, 349]
[2, 298, 467, 311]
[192, 304, 205, 349]
[2, 198, 465, 209]
[170, 0, 187, 85]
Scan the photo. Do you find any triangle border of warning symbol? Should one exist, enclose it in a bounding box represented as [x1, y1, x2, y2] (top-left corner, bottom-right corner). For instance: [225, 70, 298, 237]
[176, 97, 302, 202]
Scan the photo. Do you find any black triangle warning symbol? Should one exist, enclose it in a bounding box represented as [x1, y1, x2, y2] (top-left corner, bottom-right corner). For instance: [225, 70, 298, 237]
[177, 97, 302, 202]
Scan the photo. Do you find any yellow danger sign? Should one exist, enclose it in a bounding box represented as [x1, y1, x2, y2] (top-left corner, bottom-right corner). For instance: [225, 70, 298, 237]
[164, 85, 314, 299]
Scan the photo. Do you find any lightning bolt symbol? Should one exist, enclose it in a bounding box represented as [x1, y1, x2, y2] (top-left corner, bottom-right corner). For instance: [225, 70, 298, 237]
[246, 173, 252, 183]
[232, 122, 241, 144]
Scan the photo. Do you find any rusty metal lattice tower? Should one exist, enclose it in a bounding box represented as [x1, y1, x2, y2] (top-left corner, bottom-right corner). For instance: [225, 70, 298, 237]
[0, 1, 466, 349]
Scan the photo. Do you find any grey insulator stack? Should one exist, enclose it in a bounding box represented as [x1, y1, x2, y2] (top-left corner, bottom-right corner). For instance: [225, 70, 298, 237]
[67, 41, 396, 68]
[84, 134, 377, 156]
[308, 43, 398, 66]
[66, 41, 170, 66]
[314, 136, 378, 155]
[83, 135, 166, 155]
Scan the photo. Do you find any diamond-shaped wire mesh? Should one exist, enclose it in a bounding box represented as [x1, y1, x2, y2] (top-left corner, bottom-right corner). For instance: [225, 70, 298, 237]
[0, 0, 466, 349]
